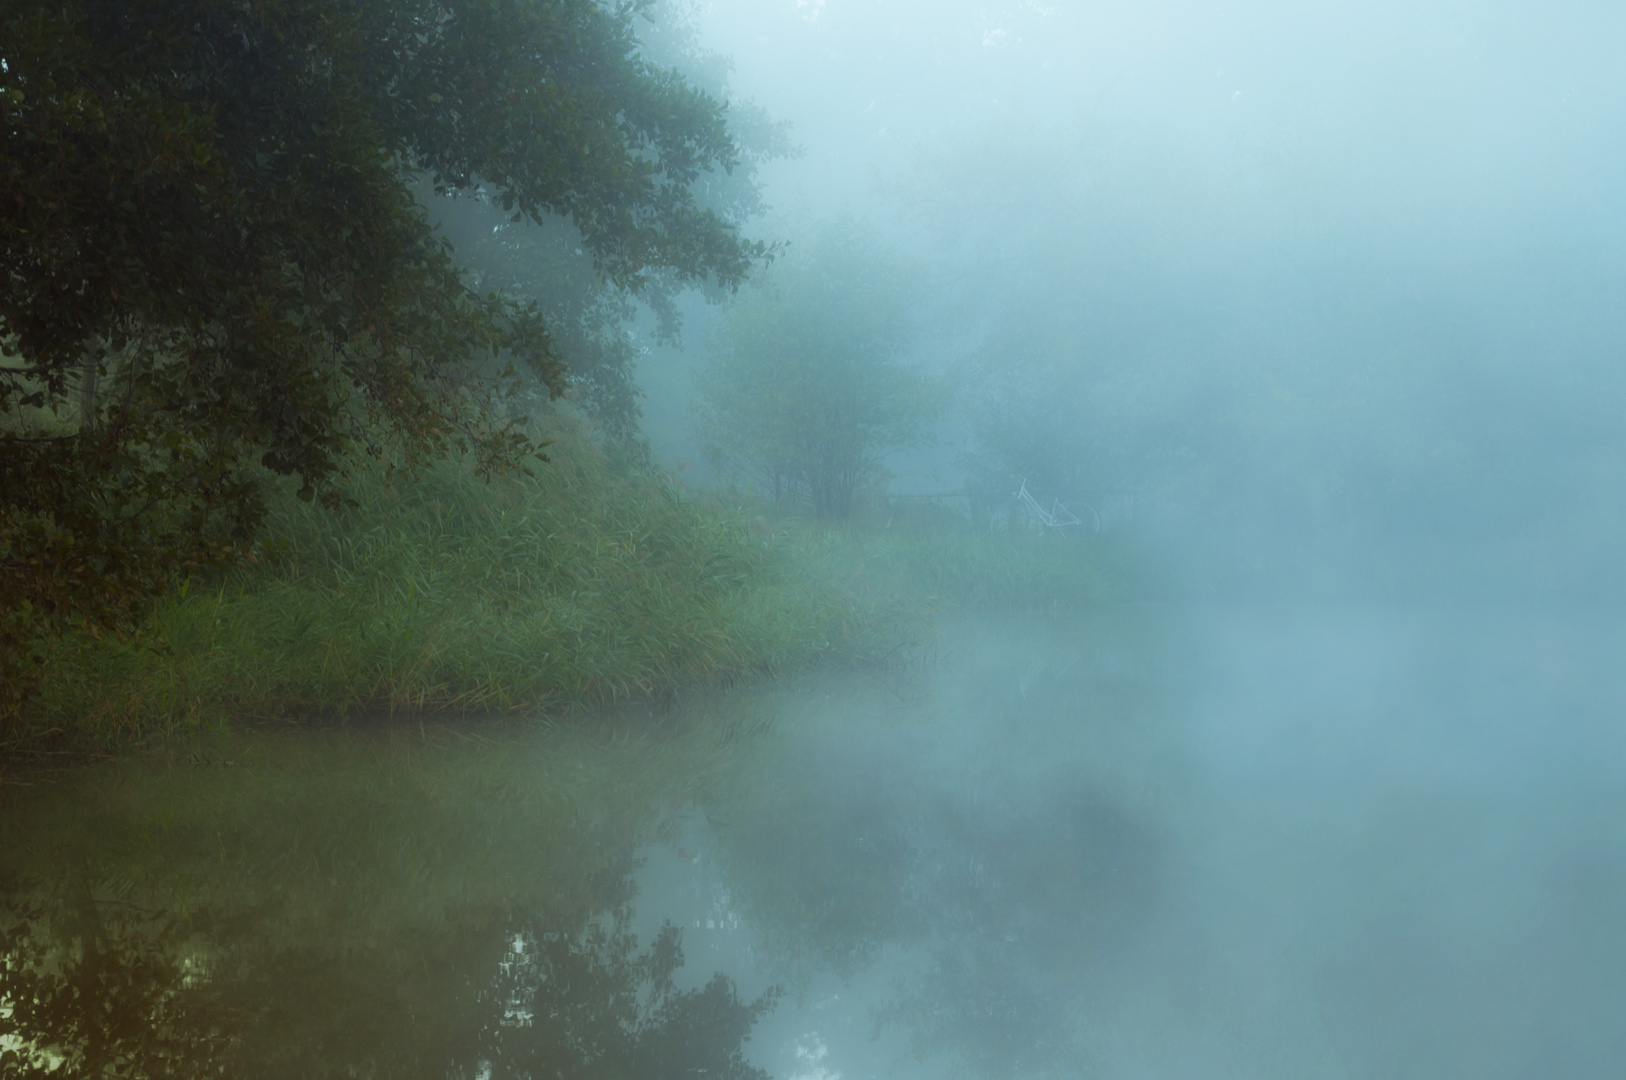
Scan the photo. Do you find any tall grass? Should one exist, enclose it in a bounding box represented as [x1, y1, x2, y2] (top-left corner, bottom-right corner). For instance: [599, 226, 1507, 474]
[18, 423, 1125, 748]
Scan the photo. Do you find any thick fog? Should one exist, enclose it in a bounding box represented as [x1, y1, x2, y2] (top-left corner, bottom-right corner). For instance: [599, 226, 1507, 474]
[629, 3, 1626, 1078]
[644, 0, 1626, 600]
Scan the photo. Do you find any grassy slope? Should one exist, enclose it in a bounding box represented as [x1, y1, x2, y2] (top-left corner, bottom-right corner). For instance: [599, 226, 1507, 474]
[18, 427, 1123, 748]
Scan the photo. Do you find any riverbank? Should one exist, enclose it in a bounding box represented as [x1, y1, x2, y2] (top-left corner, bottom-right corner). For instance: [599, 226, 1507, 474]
[6, 423, 1129, 755]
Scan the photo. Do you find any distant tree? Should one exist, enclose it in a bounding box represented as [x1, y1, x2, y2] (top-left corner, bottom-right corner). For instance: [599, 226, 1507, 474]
[0, 0, 768, 725]
[956, 296, 1204, 512]
[895, 120, 1229, 522]
[695, 222, 939, 520]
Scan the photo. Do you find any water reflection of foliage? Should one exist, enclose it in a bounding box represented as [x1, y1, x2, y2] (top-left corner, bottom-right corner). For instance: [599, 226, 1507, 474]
[2, 896, 776, 1078]
[468, 917, 777, 1080]
[0, 720, 778, 1077]
[1, 899, 237, 1077]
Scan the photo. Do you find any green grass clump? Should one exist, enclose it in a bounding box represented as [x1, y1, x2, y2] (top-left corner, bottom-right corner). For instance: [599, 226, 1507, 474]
[15, 427, 1127, 750]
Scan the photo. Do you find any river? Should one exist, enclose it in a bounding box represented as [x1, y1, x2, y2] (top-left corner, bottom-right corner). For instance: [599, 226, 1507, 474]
[3, 606, 1623, 1078]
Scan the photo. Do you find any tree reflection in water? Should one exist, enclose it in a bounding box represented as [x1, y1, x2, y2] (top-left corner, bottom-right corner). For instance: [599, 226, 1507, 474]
[2, 619, 1168, 1080]
[2, 891, 774, 1078]
[0, 721, 779, 1079]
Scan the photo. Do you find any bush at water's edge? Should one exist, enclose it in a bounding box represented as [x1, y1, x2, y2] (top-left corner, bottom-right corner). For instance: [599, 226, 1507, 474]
[14, 424, 1128, 752]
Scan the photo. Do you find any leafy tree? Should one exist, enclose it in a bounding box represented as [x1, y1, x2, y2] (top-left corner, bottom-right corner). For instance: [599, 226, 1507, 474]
[695, 222, 939, 520]
[0, 0, 767, 725]
[425, 0, 798, 440]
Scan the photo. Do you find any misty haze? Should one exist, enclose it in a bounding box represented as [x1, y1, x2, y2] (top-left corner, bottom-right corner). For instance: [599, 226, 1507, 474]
[3, 1, 1624, 1077]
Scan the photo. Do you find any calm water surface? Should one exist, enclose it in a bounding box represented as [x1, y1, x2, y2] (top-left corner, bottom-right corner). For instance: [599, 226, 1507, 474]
[4, 607, 1624, 1078]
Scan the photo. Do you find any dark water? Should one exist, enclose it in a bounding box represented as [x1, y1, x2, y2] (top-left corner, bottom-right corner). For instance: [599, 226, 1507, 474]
[4, 608, 1624, 1078]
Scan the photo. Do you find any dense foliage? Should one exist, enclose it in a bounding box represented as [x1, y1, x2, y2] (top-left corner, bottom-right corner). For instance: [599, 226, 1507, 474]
[0, 0, 768, 719]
